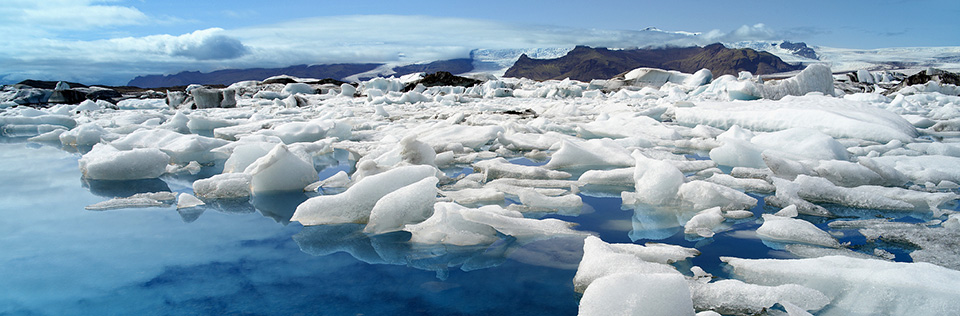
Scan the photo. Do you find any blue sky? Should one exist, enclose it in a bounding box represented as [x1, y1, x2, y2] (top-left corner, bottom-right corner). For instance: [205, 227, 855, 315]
[1, 0, 957, 85]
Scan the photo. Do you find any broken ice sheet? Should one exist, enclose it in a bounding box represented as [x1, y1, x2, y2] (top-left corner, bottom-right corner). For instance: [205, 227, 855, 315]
[828, 218, 960, 270]
[85, 192, 177, 211]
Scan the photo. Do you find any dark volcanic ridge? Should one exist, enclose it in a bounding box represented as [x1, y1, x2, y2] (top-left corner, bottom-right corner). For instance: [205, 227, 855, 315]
[504, 43, 802, 81]
[127, 59, 476, 89]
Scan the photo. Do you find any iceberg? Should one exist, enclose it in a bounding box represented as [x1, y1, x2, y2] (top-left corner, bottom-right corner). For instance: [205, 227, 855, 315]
[79, 144, 170, 180]
[364, 177, 439, 235]
[675, 95, 919, 143]
[292, 165, 437, 225]
[243, 143, 319, 193]
[722, 255, 960, 315]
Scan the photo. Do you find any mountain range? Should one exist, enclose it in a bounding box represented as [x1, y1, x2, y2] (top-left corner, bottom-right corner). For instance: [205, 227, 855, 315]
[503, 43, 800, 81]
[123, 40, 960, 88]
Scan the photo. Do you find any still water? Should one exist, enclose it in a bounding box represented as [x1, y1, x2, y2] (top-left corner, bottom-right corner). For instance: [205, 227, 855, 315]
[0, 140, 905, 315]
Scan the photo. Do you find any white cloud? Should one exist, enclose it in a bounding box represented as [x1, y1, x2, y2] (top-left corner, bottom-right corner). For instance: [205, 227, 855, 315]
[0, 0, 149, 32]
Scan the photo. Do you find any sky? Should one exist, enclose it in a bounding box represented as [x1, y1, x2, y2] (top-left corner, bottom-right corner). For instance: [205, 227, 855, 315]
[1, 0, 957, 86]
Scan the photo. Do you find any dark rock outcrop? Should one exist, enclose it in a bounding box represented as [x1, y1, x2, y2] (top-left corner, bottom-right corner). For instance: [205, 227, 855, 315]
[128, 64, 382, 88]
[902, 69, 960, 86]
[402, 71, 482, 92]
[778, 41, 819, 60]
[47, 89, 87, 104]
[128, 59, 477, 89]
[15, 80, 87, 90]
[504, 44, 801, 81]
[392, 59, 474, 77]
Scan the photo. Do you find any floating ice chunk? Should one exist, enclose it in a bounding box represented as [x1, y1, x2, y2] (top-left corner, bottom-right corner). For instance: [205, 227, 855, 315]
[757, 214, 841, 248]
[945, 214, 960, 230]
[0, 114, 76, 130]
[543, 139, 635, 170]
[684, 207, 725, 238]
[79, 144, 171, 180]
[223, 142, 275, 173]
[74, 99, 101, 111]
[578, 272, 696, 316]
[26, 128, 66, 142]
[404, 202, 502, 246]
[474, 158, 571, 180]
[578, 167, 635, 187]
[364, 177, 439, 235]
[418, 124, 504, 151]
[243, 143, 319, 193]
[781, 301, 815, 316]
[370, 134, 437, 168]
[765, 177, 832, 217]
[193, 173, 252, 199]
[186, 114, 238, 133]
[703, 174, 775, 193]
[283, 83, 316, 95]
[759, 64, 835, 100]
[790, 175, 957, 215]
[177, 193, 205, 209]
[675, 95, 918, 143]
[258, 121, 328, 144]
[58, 123, 108, 147]
[573, 236, 690, 293]
[496, 131, 564, 151]
[623, 152, 685, 205]
[483, 178, 579, 197]
[440, 188, 505, 205]
[517, 189, 582, 212]
[577, 114, 680, 140]
[709, 137, 766, 168]
[292, 165, 437, 225]
[116, 98, 167, 110]
[339, 83, 357, 97]
[774, 205, 799, 217]
[695, 312, 721, 316]
[458, 204, 586, 240]
[677, 180, 758, 211]
[305, 170, 350, 192]
[829, 219, 960, 270]
[723, 209, 754, 219]
[110, 129, 229, 164]
[751, 128, 849, 161]
[84, 192, 177, 210]
[689, 278, 829, 315]
[722, 255, 960, 316]
[624, 67, 691, 86]
[870, 155, 960, 184]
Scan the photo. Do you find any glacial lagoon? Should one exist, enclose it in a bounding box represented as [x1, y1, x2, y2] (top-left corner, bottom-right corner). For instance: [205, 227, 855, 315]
[0, 140, 939, 315]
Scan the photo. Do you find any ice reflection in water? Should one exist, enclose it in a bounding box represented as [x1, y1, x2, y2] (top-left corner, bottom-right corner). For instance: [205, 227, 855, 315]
[5, 140, 958, 315]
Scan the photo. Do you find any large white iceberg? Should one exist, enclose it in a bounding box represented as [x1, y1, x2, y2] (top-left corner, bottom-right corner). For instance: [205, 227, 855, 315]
[291, 165, 437, 225]
[79, 144, 170, 180]
[722, 255, 960, 315]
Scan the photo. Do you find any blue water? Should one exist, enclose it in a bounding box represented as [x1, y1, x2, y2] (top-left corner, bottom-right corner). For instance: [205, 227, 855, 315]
[0, 141, 930, 315]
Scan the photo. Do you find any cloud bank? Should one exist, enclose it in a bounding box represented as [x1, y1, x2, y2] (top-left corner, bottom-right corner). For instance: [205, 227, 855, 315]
[0, 14, 784, 86]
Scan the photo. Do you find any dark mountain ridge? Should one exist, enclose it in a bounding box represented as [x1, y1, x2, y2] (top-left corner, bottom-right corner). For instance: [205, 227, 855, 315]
[504, 43, 802, 81]
[127, 58, 477, 89]
[128, 64, 381, 88]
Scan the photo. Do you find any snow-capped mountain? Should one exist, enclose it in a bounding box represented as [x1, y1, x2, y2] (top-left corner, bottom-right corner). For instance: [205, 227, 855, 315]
[727, 40, 960, 73]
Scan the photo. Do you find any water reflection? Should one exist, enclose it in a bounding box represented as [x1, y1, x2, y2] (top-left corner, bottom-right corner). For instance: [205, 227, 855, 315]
[627, 204, 686, 241]
[292, 224, 583, 280]
[251, 192, 309, 225]
[176, 206, 205, 223]
[82, 178, 171, 198]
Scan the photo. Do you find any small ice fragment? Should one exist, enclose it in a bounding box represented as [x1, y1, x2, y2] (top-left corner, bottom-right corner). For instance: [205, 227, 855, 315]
[177, 193, 205, 209]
